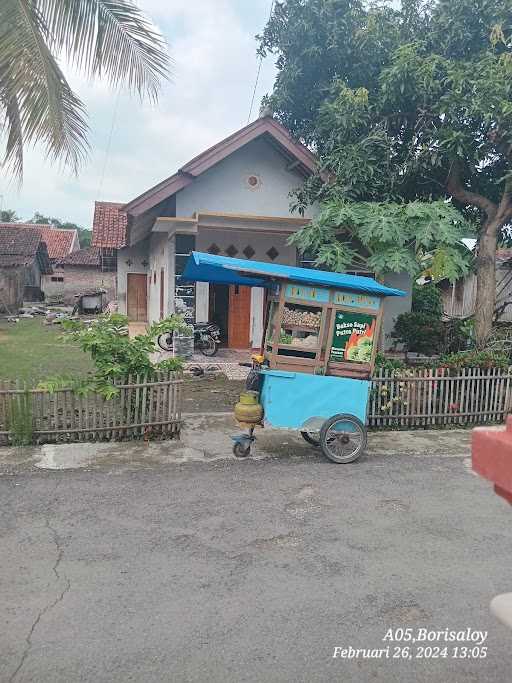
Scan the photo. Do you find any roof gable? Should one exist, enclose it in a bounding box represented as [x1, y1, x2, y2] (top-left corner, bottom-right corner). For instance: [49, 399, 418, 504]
[123, 116, 318, 217]
[92, 202, 127, 248]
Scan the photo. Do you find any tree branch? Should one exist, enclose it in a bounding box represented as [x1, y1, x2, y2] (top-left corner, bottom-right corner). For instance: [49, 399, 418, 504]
[447, 159, 498, 220]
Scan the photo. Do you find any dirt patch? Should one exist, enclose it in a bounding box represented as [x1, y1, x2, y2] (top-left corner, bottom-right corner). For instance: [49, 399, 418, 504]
[182, 375, 245, 413]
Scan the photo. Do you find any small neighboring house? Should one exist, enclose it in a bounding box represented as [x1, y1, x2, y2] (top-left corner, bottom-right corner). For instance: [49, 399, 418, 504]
[100, 115, 411, 348]
[441, 249, 512, 321]
[0, 227, 52, 312]
[0, 222, 80, 303]
[42, 247, 117, 305]
[0, 222, 79, 263]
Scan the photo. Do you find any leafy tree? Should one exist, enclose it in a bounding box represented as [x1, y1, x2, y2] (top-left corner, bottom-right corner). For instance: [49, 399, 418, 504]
[261, 0, 512, 345]
[290, 199, 473, 280]
[0, 1, 170, 180]
[0, 208, 19, 222]
[30, 212, 92, 247]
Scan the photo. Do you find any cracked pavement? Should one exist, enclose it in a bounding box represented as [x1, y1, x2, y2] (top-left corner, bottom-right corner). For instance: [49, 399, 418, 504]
[1, 425, 511, 682]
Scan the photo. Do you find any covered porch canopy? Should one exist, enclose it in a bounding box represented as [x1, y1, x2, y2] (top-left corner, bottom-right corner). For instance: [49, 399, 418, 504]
[181, 251, 406, 297]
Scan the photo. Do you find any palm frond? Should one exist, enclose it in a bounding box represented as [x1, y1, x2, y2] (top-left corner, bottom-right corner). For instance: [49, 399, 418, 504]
[0, 0, 170, 181]
[38, 0, 171, 100]
[0, 0, 88, 178]
[0, 74, 24, 180]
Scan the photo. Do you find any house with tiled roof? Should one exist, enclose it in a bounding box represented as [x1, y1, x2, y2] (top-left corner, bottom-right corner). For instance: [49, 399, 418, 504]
[41, 246, 117, 305]
[0, 223, 79, 262]
[0, 227, 52, 312]
[108, 114, 410, 348]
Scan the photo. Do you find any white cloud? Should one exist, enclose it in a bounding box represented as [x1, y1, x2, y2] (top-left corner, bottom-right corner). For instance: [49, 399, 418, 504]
[0, 0, 276, 227]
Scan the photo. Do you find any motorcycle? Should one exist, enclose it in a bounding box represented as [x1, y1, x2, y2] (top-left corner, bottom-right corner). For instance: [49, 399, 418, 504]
[157, 322, 221, 357]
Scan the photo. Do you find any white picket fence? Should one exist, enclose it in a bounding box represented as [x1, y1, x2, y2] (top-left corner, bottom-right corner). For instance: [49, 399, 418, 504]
[369, 366, 512, 428]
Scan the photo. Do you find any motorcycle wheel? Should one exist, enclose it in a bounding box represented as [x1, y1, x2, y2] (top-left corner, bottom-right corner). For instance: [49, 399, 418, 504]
[301, 431, 320, 447]
[157, 333, 174, 352]
[200, 337, 218, 357]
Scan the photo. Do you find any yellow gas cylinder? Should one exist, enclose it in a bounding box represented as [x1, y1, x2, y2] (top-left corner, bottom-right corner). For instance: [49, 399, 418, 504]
[234, 390, 263, 427]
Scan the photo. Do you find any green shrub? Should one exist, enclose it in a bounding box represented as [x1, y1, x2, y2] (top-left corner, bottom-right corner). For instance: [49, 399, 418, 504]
[412, 282, 443, 317]
[391, 311, 444, 355]
[437, 350, 509, 370]
[375, 353, 406, 371]
[8, 391, 33, 446]
[51, 314, 187, 398]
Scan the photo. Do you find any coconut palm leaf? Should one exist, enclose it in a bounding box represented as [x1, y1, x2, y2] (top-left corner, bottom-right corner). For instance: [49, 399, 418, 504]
[0, 0, 170, 180]
[39, 0, 170, 99]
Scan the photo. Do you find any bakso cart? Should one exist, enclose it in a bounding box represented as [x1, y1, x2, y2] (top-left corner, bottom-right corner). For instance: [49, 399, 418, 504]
[182, 252, 405, 463]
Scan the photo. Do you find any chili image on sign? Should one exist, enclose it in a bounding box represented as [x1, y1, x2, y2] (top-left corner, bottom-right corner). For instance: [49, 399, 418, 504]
[330, 311, 376, 363]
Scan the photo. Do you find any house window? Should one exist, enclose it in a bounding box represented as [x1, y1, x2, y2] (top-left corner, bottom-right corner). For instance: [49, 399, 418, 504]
[175, 234, 196, 322]
[100, 248, 117, 272]
[51, 276, 64, 282]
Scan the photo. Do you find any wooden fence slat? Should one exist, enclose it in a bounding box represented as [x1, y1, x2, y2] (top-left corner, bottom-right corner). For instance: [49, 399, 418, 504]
[367, 366, 512, 429]
[0, 374, 184, 445]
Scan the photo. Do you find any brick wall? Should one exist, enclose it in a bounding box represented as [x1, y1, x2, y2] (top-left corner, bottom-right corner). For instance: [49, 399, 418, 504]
[41, 267, 117, 305]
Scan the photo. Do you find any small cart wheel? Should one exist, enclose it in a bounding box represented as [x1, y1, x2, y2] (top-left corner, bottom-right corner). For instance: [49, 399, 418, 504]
[301, 431, 320, 448]
[320, 414, 367, 464]
[233, 442, 251, 458]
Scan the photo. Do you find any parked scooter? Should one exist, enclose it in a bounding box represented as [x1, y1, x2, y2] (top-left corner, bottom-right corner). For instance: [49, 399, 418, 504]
[157, 322, 221, 357]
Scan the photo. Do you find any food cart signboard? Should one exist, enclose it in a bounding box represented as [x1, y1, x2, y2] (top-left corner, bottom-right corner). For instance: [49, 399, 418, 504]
[330, 311, 376, 363]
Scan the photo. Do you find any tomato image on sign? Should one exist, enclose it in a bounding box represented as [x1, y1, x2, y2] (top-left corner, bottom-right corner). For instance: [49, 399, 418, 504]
[330, 312, 376, 363]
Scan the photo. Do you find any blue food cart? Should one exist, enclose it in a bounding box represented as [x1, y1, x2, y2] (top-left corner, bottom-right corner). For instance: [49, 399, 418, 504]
[182, 252, 405, 463]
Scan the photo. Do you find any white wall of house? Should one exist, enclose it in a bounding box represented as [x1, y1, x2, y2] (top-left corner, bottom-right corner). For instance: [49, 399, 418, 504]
[147, 232, 169, 322]
[176, 137, 317, 219]
[196, 229, 297, 266]
[117, 240, 149, 316]
[381, 272, 413, 348]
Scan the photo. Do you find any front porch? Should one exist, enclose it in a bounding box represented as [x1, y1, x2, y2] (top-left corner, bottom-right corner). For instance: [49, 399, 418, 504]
[119, 210, 310, 349]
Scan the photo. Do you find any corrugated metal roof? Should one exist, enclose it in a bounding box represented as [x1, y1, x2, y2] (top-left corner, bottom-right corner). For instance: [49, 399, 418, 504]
[181, 252, 406, 297]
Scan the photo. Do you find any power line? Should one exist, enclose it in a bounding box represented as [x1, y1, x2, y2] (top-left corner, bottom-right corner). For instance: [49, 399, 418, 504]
[97, 88, 122, 199]
[247, 0, 275, 124]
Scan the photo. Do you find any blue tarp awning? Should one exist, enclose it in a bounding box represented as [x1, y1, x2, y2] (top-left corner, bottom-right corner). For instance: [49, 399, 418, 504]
[180, 252, 406, 297]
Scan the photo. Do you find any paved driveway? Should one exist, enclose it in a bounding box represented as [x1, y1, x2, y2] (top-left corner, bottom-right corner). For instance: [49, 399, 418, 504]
[1, 427, 511, 682]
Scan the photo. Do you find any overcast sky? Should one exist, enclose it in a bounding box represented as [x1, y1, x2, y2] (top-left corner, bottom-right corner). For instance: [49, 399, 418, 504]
[0, 0, 277, 228]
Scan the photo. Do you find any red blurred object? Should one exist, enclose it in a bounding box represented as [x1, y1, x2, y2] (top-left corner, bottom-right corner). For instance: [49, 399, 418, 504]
[473, 415, 512, 505]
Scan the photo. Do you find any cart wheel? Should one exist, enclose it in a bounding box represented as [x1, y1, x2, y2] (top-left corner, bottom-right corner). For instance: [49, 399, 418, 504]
[301, 431, 320, 448]
[320, 414, 367, 464]
[233, 442, 251, 458]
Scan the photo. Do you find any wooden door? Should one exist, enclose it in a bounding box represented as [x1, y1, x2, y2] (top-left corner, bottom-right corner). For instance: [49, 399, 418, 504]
[127, 273, 148, 321]
[228, 285, 251, 348]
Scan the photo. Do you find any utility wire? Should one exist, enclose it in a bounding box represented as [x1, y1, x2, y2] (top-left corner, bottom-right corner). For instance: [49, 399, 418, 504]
[247, 0, 275, 124]
[97, 88, 122, 199]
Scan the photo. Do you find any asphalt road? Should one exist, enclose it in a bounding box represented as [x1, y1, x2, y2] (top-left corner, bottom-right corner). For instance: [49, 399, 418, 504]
[1, 446, 511, 682]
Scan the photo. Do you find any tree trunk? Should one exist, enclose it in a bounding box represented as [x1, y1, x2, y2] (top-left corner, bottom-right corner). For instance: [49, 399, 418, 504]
[474, 222, 499, 348]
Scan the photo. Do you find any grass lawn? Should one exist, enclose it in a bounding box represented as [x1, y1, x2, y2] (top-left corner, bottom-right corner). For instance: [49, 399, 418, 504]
[0, 318, 94, 383]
